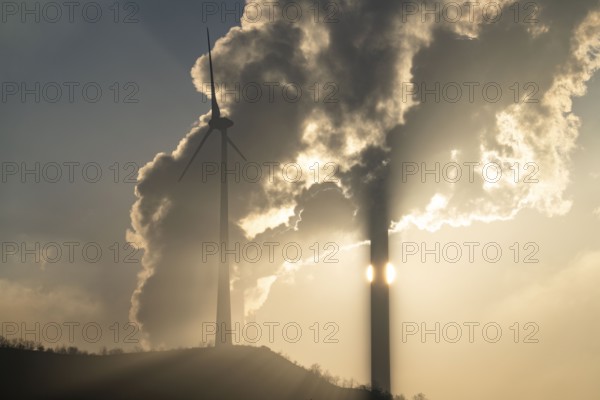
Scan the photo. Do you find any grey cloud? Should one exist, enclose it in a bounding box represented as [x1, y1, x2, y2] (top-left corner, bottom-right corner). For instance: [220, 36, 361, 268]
[129, 0, 600, 346]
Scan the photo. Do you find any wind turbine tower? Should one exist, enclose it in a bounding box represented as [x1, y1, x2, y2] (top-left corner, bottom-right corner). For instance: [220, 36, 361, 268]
[179, 29, 247, 347]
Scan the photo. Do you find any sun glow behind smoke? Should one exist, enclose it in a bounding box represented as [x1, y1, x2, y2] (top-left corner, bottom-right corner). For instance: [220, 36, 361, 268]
[366, 265, 374, 283]
[386, 263, 396, 284]
[366, 263, 395, 284]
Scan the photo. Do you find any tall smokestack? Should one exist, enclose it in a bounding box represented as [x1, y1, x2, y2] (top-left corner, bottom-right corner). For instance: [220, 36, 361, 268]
[369, 211, 390, 392]
[366, 170, 391, 393]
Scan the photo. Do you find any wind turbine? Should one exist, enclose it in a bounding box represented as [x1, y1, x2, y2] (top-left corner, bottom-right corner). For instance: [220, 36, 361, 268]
[179, 28, 247, 347]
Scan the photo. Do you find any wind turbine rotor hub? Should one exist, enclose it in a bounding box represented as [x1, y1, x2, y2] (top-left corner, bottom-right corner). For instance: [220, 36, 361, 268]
[209, 117, 234, 130]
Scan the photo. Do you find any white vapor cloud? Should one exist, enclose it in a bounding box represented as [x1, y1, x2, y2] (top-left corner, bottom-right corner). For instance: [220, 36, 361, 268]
[128, 1, 600, 347]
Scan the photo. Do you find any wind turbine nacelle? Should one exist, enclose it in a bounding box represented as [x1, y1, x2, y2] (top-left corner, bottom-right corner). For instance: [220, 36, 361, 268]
[209, 117, 234, 130]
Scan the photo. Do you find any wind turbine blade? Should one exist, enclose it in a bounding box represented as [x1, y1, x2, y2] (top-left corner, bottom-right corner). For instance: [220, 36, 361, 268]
[227, 137, 247, 161]
[207, 28, 221, 119]
[178, 128, 214, 181]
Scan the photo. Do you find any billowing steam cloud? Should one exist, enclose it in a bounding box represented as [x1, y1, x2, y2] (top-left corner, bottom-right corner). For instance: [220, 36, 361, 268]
[392, 5, 600, 231]
[128, 0, 600, 347]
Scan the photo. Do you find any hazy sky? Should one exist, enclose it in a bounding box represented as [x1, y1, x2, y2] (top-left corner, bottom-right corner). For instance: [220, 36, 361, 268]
[1, 1, 600, 399]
